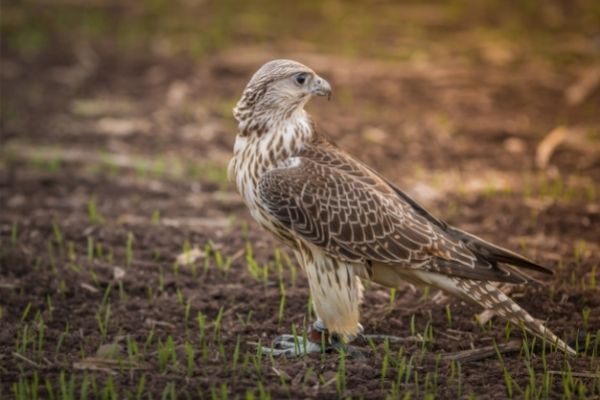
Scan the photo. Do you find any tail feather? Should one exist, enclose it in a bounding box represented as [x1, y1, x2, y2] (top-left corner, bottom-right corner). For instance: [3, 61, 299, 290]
[448, 227, 553, 276]
[372, 265, 576, 355]
[439, 275, 575, 355]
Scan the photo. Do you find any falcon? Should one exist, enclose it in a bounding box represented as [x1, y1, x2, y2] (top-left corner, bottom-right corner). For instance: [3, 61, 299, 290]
[228, 59, 575, 356]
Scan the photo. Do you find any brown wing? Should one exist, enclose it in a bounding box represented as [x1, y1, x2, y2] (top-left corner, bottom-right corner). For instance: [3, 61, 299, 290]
[258, 147, 528, 283]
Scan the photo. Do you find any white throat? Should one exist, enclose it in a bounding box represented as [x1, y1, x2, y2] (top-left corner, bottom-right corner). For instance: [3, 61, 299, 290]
[234, 109, 313, 158]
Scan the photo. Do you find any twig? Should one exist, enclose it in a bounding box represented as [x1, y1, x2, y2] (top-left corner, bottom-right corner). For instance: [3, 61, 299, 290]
[548, 370, 600, 379]
[13, 352, 42, 369]
[362, 334, 427, 343]
[441, 340, 522, 362]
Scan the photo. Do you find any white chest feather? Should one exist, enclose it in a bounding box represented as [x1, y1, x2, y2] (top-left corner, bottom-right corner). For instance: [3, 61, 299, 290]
[229, 113, 312, 234]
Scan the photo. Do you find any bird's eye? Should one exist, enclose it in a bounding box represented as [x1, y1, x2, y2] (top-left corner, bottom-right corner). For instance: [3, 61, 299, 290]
[295, 73, 308, 85]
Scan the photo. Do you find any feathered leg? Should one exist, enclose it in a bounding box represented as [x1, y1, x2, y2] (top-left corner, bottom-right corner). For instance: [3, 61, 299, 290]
[261, 246, 365, 357]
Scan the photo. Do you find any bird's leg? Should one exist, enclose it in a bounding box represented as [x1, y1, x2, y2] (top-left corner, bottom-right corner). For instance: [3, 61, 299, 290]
[260, 320, 367, 358]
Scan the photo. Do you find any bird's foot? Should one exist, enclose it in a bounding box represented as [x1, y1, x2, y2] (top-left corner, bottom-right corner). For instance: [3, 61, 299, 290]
[260, 322, 367, 358]
[328, 334, 368, 359]
[260, 333, 322, 357]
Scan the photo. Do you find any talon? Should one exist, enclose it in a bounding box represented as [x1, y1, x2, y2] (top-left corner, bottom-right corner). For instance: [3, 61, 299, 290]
[328, 333, 369, 359]
[259, 321, 370, 358]
[260, 334, 322, 357]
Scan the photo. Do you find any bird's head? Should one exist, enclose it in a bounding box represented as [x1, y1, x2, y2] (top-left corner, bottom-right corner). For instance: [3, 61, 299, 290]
[233, 59, 331, 136]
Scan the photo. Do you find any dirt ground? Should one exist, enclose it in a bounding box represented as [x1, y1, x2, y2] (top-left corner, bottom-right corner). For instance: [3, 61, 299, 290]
[1, 2, 600, 398]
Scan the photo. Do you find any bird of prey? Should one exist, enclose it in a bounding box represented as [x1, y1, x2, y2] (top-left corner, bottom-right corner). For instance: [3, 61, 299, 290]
[228, 59, 575, 356]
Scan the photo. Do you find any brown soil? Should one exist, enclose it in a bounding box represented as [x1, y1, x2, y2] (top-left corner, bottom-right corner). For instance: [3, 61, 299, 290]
[1, 31, 600, 399]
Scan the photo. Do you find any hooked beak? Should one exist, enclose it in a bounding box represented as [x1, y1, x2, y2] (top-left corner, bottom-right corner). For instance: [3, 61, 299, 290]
[310, 76, 332, 100]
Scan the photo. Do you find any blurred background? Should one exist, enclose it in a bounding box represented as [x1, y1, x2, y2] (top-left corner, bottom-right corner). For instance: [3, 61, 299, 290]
[2, 0, 599, 182]
[1, 1, 599, 397]
[3, 0, 600, 61]
[2, 0, 599, 238]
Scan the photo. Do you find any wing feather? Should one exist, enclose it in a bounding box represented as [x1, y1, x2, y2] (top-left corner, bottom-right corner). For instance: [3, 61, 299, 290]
[258, 145, 529, 283]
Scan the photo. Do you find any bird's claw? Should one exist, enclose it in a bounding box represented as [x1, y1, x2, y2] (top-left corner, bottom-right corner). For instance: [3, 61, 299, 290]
[260, 334, 368, 358]
[260, 334, 321, 357]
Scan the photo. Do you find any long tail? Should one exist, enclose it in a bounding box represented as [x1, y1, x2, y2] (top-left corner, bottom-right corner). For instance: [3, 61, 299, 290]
[431, 273, 576, 355]
[369, 263, 576, 354]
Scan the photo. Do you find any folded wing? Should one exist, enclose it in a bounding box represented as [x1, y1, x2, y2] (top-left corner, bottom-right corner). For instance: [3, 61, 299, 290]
[258, 147, 545, 284]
